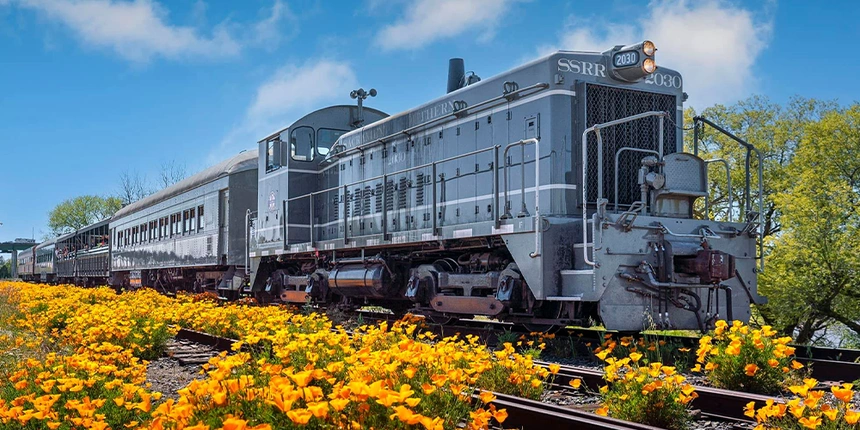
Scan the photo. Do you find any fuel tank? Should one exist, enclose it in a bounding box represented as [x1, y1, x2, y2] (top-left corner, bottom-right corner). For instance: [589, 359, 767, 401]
[329, 263, 392, 298]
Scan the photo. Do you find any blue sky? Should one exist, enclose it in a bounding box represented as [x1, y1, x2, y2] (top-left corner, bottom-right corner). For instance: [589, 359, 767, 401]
[1, 0, 859, 257]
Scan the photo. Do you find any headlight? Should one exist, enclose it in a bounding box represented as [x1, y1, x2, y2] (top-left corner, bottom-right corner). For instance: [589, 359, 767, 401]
[643, 40, 656, 56]
[643, 58, 657, 73]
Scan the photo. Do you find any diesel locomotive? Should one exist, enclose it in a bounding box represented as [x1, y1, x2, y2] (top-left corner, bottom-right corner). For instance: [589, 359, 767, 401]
[246, 41, 767, 331]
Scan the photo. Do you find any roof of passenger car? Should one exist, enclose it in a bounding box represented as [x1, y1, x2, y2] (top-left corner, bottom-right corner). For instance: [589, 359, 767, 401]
[113, 149, 258, 221]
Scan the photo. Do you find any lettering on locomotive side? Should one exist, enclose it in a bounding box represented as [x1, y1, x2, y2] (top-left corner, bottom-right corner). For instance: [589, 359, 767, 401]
[643, 72, 683, 89]
[557, 58, 607, 78]
[409, 101, 454, 123]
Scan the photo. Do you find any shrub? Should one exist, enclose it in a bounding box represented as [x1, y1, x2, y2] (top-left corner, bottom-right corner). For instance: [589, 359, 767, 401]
[745, 378, 860, 429]
[695, 320, 804, 394]
[595, 351, 697, 430]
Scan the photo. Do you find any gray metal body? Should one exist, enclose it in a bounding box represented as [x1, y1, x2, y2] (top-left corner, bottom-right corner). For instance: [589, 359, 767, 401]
[17, 246, 35, 278]
[246, 49, 764, 331]
[32, 240, 56, 283]
[56, 218, 111, 283]
[110, 150, 258, 291]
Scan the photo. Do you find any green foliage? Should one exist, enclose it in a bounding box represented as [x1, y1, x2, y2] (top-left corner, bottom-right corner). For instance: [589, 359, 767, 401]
[759, 104, 860, 343]
[695, 320, 804, 394]
[597, 353, 696, 430]
[690, 96, 860, 344]
[47, 195, 121, 236]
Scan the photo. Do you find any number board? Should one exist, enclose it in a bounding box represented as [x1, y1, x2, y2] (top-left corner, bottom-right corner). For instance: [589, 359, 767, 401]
[613, 50, 639, 68]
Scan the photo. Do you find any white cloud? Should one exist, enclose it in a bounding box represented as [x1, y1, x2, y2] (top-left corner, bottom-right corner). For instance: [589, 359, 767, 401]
[8, 0, 293, 63]
[248, 60, 357, 123]
[375, 0, 519, 51]
[252, 0, 297, 49]
[546, 0, 772, 107]
[212, 59, 358, 161]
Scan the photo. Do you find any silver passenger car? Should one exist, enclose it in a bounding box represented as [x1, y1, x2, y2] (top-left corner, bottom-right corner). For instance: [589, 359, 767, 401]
[33, 240, 56, 283]
[17, 246, 34, 280]
[56, 218, 111, 285]
[109, 150, 258, 296]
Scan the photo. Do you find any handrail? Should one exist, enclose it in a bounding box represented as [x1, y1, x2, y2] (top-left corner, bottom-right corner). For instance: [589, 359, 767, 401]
[704, 159, 732, 222]
[499, 138, 541, 257]
[581, 111, 669, 267]
[285, 145, 500, 247]
[324, 83, 549, 160]
[244, 209, 253, 275]
[693, 116, 764, 272]
[613, 147, 660, 213]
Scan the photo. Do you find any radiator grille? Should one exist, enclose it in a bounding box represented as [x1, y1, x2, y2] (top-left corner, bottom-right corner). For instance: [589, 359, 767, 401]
[585, 84, 677, 207]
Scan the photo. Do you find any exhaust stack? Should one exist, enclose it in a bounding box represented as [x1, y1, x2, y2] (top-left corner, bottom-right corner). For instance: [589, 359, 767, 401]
[447, 58, 465, 94]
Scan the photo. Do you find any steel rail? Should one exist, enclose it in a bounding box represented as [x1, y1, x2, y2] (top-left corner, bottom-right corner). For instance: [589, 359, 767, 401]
[487, 391, 662, 430]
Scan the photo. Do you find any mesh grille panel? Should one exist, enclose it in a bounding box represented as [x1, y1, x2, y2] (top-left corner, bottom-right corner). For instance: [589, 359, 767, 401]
[585, 84, 677, 207]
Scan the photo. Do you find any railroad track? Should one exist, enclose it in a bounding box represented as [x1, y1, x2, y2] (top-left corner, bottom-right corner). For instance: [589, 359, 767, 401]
[537, 361, 764, 423]
[487, 391, 663, 430]
[354, 313, 860, 383]
[155, 308, 850, 428]
[166, 327, 671, 429]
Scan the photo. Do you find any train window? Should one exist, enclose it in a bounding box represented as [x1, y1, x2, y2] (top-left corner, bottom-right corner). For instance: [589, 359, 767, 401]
[317, 129, 346, 156]
[290, 126, 314, 161]
[189, 208, 196, 232]
[197, 205, 204, 231]
[266, 139, 280, 173]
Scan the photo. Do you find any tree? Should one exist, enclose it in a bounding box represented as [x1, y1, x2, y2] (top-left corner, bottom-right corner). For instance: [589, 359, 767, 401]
[685, 96, 837, 240]
[159, 160, 187, 188]
[118, 170, 152, 206]
[758, 104, 860, 343]
[117, 160, 187, 205]
[0, 256, 9, 279]
[48, 195, 122, 236]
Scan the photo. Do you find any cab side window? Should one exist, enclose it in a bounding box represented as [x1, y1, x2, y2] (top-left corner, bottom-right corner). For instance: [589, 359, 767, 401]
[266, 139, 281, 172]
[290, 126, 314, 161]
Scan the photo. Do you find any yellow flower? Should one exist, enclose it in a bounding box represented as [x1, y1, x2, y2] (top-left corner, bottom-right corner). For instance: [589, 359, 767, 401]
[479, 391, 497, 404]
[548, 363, 560, 374]
[798, 415, 821, 429]
[329, 398, 349, 411]
[595, 406, 609, 416]
[287, 408, 312, 424]
[832, 383, 854, 403]
[569, 379, 582, 390]
[221, 418, 248, 430]
[492, 408, 508, 423]
[629, 352, 643, 362]
[744, 364, 759, 376]
[744, 401, 756, 418]
[791, 360, 805, 370]
[307, 401, 328, 418]
[845, 409, 860, 425]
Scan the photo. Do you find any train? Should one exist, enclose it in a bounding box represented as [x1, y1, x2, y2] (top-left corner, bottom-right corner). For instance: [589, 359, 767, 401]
[16, 41, 766, 331]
